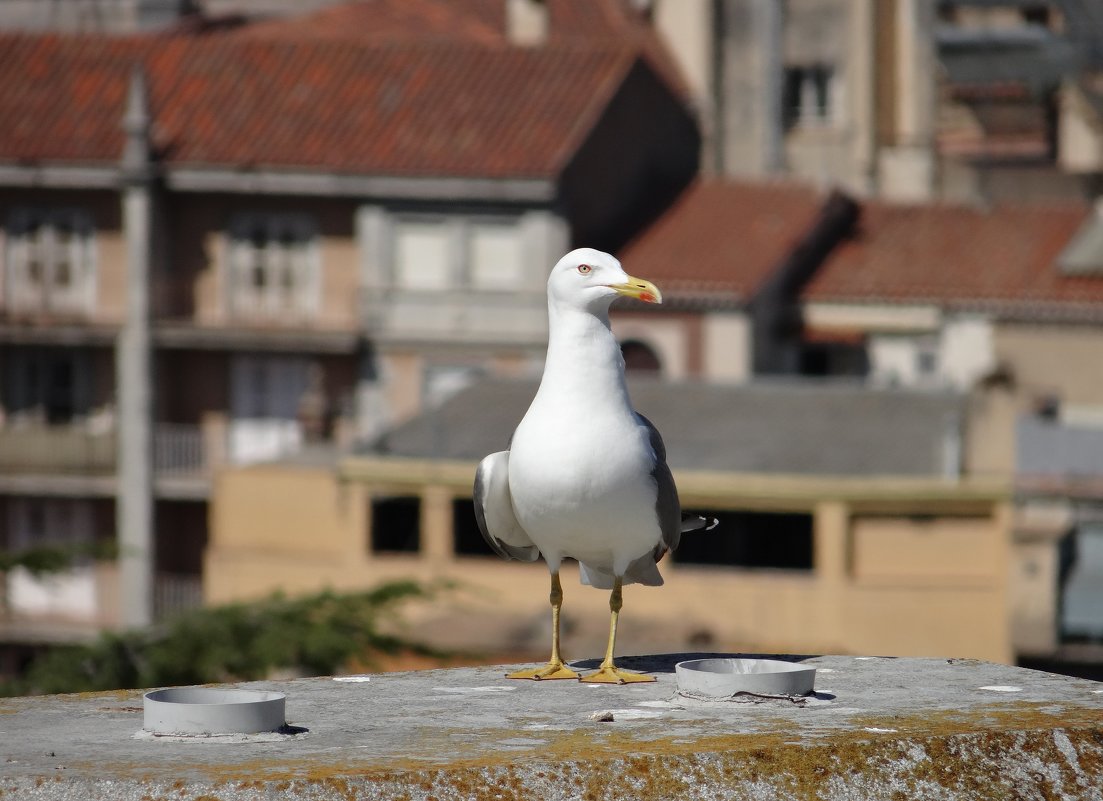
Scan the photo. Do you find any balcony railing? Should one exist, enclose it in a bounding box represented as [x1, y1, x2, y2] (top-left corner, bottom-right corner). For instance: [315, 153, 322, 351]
[153, 573, 204, 621]
[0, 424, 217, 477]
[154, 425, 208, 474]
[1017, 417, 1103, 480]
[0, 427, 115, 474]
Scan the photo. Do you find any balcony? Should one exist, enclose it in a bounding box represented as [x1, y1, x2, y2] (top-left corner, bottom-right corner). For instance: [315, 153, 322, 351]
[0, 566, 202, 643]
[362, 287, 547, 346]
[0, 424, 221, 496]
[0, 427, 115, 475]
[1017, 416, 1103, 497]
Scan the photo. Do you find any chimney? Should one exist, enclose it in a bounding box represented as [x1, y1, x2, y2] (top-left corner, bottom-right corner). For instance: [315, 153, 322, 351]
[506, 0, 548, 46]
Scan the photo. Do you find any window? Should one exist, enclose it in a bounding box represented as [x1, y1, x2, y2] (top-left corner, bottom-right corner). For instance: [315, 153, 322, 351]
[783, 65, 836, 130]
[228, 214, 318, 319]
[3, 347, 92, 425]
[620, 340, 662, 373]
[469, 221, 523, 290]
[230, 354, 310, 421]
[228, 354, 311, 463]
[673, 511, 813, 570]
[4, 209, 95, 314]
[7, 497, 95, 554]
[394, 220, 453, 290]
[390, 216, 524, 291]
[371, 496, 421, 553]
[452, 498, 496, 556]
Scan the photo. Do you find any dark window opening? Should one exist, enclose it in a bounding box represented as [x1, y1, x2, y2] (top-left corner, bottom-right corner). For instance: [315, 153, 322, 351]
[370, 496, 420, 553]
[154, 500, 208, 575]
[673, 511, 813, 570]
[620, 340, 662, 373]
[799, 342, 869, 377]
[453, 499, 497, 556]
[783, 65, 834, 131]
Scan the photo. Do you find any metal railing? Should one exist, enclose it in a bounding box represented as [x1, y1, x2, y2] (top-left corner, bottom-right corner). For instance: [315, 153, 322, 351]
[153, 573, 204, 621]
[153, 425, 208, 474]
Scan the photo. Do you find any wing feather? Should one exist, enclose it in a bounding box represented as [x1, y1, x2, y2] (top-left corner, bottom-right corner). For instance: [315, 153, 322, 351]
[473, 450, 540, 562]
[635, 412, 682, 557]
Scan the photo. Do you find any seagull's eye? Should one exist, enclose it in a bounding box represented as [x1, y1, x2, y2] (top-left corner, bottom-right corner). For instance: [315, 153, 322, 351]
[577, 264, 592, 275]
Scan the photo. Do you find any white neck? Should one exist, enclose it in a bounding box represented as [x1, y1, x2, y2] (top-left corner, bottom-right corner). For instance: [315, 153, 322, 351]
[537, 301, 629, 408]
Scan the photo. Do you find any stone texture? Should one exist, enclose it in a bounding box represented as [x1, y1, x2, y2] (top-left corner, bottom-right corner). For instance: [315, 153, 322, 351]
[1, 654, 1101, 800]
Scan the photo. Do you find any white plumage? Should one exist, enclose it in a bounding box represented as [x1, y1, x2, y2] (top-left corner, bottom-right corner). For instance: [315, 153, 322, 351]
[474, 248, 709, 684]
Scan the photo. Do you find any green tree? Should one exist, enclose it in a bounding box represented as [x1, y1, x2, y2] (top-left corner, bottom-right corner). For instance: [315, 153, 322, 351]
[2, 581, 441, 697]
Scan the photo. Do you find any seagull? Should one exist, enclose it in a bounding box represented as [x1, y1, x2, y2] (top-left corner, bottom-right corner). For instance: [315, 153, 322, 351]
[474, 247, 711, 684]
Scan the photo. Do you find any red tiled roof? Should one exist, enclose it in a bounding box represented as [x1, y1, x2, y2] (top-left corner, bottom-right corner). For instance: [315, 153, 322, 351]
[238, 0, 646, 45]
[802, 200, 1103, 314]
[237, 0, 687, 96]
[618, 180, 831, 301]
[236, 0, 506, 44]
[0, 29, 647, 179]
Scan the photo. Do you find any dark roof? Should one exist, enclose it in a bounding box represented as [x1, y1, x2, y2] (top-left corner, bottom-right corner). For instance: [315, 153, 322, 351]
[802, 198, 1103, 318]
[617, 180, 833, 304]
[937, 24, 1079, 92]
[368, 377, 964, 477]
[0, 1, 681, 179]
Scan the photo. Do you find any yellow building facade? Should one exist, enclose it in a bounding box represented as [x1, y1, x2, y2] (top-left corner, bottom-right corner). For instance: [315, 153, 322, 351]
[206, 456, 1014, 664]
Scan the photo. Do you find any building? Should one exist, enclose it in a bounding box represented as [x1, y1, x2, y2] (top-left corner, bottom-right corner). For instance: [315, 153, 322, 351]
[0, 1, 698, 651]
[800, 194, 1103, 663]
[11, 0, 1103, 197]
[647, 0, 1103, 204]
[207, 379, 1014, 663]
[614, 179, 859, 378]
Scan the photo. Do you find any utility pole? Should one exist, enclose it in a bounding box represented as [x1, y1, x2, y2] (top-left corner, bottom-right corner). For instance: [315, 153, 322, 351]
[117, 67, 155, 628]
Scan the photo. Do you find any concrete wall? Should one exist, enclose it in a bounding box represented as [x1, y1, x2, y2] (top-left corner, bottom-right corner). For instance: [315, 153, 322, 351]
[207, 460, 1014, 663]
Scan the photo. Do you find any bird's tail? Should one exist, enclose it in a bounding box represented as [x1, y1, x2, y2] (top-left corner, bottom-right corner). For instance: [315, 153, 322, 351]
[680, 514, 719, 534]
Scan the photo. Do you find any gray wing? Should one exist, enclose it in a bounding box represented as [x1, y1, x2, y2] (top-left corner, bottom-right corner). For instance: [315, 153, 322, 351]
[635, 412, 682, 557]
[472, 450, 540, 562]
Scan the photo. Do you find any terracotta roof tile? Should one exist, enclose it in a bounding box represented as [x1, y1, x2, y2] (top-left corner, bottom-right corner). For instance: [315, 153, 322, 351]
[236, 0, 687, 96]
[238, 0, 644, 44]
[619, 180, 832, 301]
[802, 199, 1103, 315]
[0, 30, 647, 179]
[237, 0, 505, 45]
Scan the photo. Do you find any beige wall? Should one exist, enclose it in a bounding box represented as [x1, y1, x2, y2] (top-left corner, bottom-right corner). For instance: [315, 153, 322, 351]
[207, 459, 1014, 663]
[612, 312, 699, 380]
[210, 464, 366, 560]
[995, 322, 1103, 409]
[1059, 82, 1103, 174]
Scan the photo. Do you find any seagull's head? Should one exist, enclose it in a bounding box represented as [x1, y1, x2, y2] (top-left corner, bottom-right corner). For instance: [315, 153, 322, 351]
[547, 247, 662, 314]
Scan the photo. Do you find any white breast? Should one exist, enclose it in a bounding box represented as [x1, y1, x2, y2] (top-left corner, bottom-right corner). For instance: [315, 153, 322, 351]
[508, 399, 661, 574]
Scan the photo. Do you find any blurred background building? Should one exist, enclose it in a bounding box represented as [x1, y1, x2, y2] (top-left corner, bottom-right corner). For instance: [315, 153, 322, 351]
[1, 0, 1101, 678]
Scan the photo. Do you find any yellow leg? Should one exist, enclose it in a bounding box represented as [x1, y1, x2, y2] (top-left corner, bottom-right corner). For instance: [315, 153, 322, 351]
[580, 577, 654, 684]
[506, 573, 580, 680]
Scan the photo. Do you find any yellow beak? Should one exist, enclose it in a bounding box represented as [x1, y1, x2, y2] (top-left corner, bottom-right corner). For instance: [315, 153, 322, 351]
[608, 275, 663, 305]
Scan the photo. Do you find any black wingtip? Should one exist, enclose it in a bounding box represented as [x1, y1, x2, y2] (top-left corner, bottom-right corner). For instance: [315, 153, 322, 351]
[681, 514, 719, 534]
